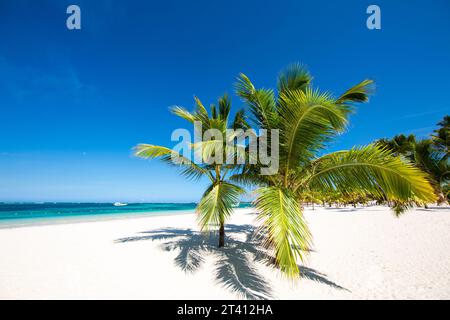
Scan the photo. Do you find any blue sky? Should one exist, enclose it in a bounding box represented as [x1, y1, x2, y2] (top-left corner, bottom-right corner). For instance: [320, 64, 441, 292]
[0, 0, 449, 202]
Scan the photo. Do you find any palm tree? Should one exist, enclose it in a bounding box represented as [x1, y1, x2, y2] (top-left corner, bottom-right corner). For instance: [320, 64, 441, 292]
[377, 129, 450, 203]
[432, 115, 450, 159]
[134, 95, 248, 247]
[376, 134, 417, 158]
[233, 64, 436, 277]
[414, 139, 449, 203]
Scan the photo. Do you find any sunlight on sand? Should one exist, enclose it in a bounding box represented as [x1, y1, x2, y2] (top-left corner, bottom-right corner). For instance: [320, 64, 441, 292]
[0, 206, 449, 299]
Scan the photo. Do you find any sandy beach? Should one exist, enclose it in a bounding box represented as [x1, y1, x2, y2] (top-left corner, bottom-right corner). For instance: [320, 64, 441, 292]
[0, 206, 449, 300]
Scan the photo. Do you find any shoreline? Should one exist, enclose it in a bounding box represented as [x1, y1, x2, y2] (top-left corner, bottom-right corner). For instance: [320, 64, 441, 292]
[0, 209, 197, 230]
[1, 203, 448, 230]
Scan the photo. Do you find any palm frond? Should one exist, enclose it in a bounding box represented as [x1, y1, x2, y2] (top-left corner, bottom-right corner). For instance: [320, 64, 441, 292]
[278, 87, 351, 172]
[210, 104, 218, 119]
[190, 140, 224, 165]
[229, 171, 272, 187]
[306, 145, 437, 211]
[254, 187, 312, 278]
[193, 96, 211, 129]
[232, 108, 250, 130]
[277, 63, 312, 94]
[170, 106, 196, 123]
[235, 73, 277, 128]
[336, 79, 375, 104]
[218, 94, 231, 122]
[197, 182, 244, 230]
[134, 144, 213, 181]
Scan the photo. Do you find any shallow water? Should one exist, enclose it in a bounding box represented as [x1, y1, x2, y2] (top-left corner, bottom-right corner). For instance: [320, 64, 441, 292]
[0, 202, 252, 228]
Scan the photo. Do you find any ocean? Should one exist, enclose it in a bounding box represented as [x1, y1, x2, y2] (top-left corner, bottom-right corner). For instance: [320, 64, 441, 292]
[0, 202, 253, 228]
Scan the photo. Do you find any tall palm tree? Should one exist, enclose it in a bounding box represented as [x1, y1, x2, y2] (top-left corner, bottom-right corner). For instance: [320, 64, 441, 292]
[233, 64, 436, 277]
[134, 95, 248, 247]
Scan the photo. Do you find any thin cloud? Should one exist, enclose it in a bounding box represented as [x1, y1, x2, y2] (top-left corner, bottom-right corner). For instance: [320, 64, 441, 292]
[0, 56, 96, 104]
[398, 109, 450, 120]
[404, 126, 436, 137]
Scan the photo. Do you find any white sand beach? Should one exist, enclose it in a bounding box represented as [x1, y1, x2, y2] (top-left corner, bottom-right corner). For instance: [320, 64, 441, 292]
[0, 206, 449, 300]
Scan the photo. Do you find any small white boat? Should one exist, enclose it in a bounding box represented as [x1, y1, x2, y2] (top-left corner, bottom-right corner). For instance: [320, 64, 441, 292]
[113, 202, 128, 207]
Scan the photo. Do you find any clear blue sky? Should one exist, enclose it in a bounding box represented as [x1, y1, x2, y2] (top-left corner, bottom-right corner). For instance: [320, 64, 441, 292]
[1, 0, 449, 202]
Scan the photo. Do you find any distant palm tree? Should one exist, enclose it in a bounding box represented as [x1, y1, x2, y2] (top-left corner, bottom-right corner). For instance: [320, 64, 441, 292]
[134, 95, 248, 247]
[432, 116, 450, 199]
[233, 64, 436, 277]
[377, 131, 450, 204]
[432, 115, 450, 160]
[414, 139, 449, 203]
[376, 134, 417, 158]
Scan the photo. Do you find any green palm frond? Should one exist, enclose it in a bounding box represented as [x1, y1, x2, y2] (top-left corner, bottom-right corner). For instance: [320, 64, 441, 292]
[229, 171, 272, 187]
[191, 139, 257, 171]
[134, 144, 213, 181]
[432, 115, 450, 157]
[254, 187, 312, 278]
[190, 140, 224, 165]
[197, 182, 244, 230]
[193, 96, 211, 129]
[170, 106, 196, 123]
[208, 118, 227, 133]
[218, 94, 231, 122]
[306, 145, 437, 212]
[278, 88, 351, 172]
[210, 103, 218, 119]
[170, 96, 213, 129]
[235, 73, 256, 98]
[336, 79, 375, 104]
[232, 108, 250, 130]
[277, 63, 312, 94]
[236, 73, 277, 129]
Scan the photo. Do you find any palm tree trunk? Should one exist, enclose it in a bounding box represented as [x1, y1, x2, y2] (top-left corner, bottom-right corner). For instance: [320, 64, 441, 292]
[219, 222, 225, 247]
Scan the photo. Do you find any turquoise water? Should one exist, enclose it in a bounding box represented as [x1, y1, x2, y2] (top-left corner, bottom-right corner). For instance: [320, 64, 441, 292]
[0, 202, 252, 228]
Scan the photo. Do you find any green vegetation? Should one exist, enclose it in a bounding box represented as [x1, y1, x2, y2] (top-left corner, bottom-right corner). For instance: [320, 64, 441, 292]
[376, 116, 450, 203]
[134, 63, 438, 278]
[232, 64, 436, 276]
[134, 95, 248, 247]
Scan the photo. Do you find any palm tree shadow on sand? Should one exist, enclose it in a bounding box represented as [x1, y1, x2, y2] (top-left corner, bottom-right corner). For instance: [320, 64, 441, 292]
[115, 224, 348, 299]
